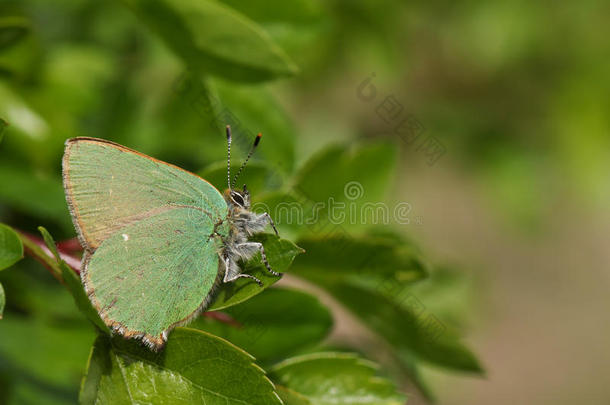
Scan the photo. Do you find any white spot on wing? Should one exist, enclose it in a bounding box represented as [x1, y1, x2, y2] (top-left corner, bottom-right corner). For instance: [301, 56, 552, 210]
[122, 234, 129, 241]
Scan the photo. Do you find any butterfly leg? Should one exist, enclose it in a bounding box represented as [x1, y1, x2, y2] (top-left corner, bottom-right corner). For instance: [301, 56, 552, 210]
[222, 254, 263, 287]
[262, 212, 279, 237]
[237, 242, 282, 277]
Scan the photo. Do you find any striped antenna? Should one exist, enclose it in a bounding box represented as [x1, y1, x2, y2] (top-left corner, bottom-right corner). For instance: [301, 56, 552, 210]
[226, 125, 232, 190]
[231, 133, 262, 188]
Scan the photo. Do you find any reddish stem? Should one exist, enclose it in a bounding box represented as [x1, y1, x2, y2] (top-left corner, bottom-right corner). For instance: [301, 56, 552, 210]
[21, 232, 82, 274]
[56, 237, 83, 254]
[202, 311, 242, 328]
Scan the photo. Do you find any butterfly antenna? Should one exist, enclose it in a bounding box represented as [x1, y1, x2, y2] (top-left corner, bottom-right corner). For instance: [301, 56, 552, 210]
[226, 125, 232, 190]
[231, 133, 261, 188]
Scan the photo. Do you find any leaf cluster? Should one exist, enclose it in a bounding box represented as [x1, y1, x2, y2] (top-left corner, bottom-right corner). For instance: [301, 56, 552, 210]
[0, 1, 482, 403]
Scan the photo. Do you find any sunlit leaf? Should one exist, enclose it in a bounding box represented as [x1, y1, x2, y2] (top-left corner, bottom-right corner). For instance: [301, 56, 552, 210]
[269, 352, 405, 405]
[81, 328, 282, 405]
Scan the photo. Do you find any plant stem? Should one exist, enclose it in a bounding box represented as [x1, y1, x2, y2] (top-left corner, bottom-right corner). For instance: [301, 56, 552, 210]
[21, 231, 82, 273]
[202, 311, 242, 328]
[56, 237, 82, 253]
[17, 231, 65, 283]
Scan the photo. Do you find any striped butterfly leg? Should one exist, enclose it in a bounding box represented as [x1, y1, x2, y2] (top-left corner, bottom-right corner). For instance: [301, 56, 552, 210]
[237, 242, 282, 277]
[222, 255, 263, 287]
[262, 212, 279, 237]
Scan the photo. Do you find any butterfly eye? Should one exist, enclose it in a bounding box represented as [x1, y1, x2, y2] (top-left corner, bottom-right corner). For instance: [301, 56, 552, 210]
[231, 192, 245, 207]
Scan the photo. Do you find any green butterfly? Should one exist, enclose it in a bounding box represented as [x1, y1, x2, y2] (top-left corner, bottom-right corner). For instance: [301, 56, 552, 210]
[62, 127, 279, 350]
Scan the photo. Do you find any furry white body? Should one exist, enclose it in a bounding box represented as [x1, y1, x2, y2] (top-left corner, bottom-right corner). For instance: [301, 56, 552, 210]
[220, 187, 279, 285]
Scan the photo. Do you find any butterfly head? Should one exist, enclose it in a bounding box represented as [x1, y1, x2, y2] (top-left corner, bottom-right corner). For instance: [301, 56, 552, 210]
[225, 185, 250, 210]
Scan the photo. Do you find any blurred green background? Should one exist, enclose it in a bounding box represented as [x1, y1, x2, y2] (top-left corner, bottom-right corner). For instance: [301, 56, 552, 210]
[1, 0, 609, 404]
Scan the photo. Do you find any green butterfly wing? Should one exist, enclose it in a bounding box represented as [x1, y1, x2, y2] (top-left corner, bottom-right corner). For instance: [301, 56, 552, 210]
[62, 138, 229, 348]
[84, 208, 221, 348]
[63, 137, 227, 250]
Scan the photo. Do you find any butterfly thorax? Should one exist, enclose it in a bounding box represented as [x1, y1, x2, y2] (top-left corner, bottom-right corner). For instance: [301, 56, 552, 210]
[220, 188, 272, 281]
[223, 189, 265, 246]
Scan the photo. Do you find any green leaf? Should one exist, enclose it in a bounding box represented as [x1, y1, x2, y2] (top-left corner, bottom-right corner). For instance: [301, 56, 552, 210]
[275, 142, 399, 237]
[209, 233, 304, 311]
[37, 226, 60, 261]
[121, 0, 297, 82]
[407, 265, 475, 331]
[0, 282, 4, 319]
[218, 0, 324, 25]
[294, 142, 397, 216]
[209, 79, 296, 172]
[0, 223, 23, 271]
[217, 0, 327, 70]
[192, 287, 332, 363]
[269, 352, 406, 405]
[81, 328, 282, 405]
[324, 281, 483, 373]
[152, 71, 226, 164]
[293, 233, 428, 285]
[37, 226, 108, 332]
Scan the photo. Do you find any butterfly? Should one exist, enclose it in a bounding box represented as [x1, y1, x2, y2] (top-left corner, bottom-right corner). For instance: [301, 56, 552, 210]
[62, 126, 279, 350]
